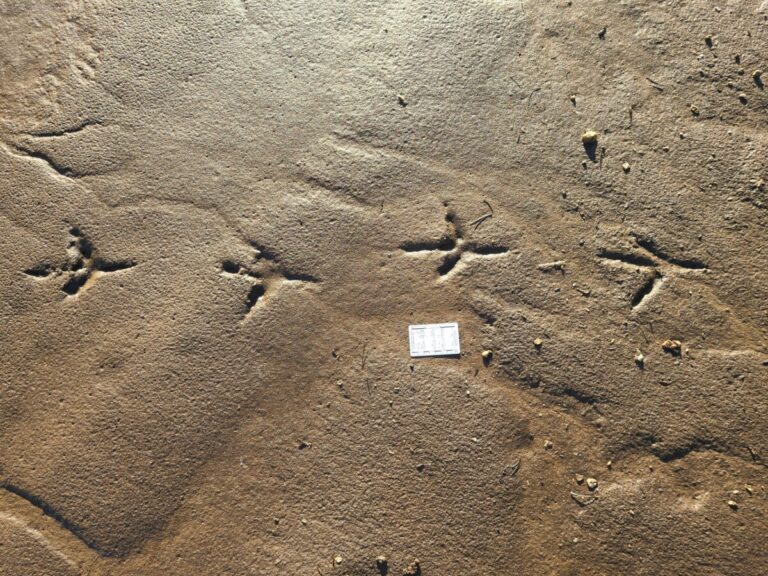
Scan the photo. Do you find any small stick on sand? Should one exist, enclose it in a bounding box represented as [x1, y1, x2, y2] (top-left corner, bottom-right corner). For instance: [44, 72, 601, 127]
[468, 200, 494, 230]
[646, 77, 664, 91]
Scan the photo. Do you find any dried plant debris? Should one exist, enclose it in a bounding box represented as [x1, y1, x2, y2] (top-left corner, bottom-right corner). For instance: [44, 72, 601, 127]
[502, 459, 521, 478]
[571, 491, 597, 506]
[537, 260, 565, 273]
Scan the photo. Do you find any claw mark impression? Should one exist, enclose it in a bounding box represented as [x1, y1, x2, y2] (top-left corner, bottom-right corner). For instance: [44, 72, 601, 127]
[24, 227, 135, 297]
[598, 233, 709, 309]
[219, 241, 319, 321]
[401, 209, 509, 279]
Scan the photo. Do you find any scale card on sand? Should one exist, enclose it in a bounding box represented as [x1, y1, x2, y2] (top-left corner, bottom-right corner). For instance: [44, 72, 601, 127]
[408, 322, 461, 357]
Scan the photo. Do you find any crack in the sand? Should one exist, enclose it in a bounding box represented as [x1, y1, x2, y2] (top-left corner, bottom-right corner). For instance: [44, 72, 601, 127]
[0, 482, 116, 557]
[1, 140, 80, 180]
[24, 119, 102, 138]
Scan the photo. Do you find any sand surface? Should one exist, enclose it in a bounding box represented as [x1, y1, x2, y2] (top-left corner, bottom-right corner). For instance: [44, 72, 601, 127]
[1, 1, 767, 574]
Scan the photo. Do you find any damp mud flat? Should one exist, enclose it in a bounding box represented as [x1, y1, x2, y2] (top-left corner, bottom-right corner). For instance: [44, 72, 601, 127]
[1, 1, 767, 575]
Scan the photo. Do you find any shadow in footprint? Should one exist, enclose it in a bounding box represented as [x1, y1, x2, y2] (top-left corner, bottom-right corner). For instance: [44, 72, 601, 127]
[583, 141, 598, 162]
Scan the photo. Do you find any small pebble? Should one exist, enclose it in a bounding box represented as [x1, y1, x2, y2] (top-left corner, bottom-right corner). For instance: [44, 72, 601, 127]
[334, 556, 343, 565]
[376, 556, 388, 570]
[634, 351, 645, 367]
[544, 439, 554, 450]
[403, 559, 421, 576]
[534, 337, 544, 348]
[691, 105, 700, 116]
[738, 93, 748, 104]
[662, 339, 682, 356]
[586, 478, 599, 491]
[622, 161, 631, 173]
[575, 474, 585, 484]
[727, 500, 738, 510]
[581, 130, 599, 144]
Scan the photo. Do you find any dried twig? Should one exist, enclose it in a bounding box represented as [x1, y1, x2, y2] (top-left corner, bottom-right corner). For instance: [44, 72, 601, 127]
[571, 491, 597, 506]
[526, 87, 541, 107]
[537, 261, 565, 273]
[502, 459, 521, 478]
[468, 200, 494, 230]
[646, 77, 664, 91]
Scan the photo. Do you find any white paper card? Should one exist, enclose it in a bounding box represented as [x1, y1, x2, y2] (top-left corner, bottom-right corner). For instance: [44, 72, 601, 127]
[408, 322, 461, 357]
